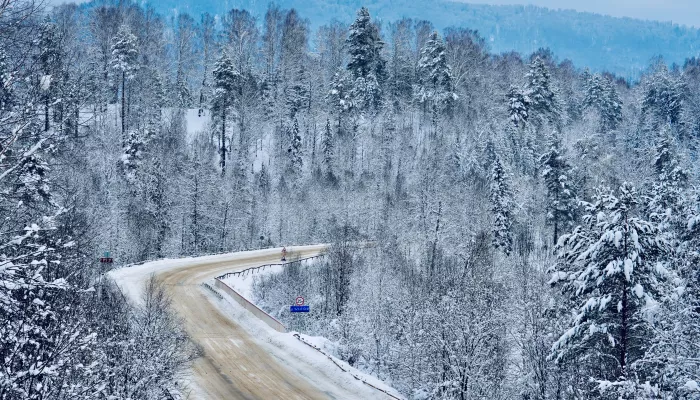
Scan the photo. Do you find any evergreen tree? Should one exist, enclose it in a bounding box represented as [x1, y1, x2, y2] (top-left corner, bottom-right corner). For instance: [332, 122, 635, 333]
[110, 25, 139, 143]
[583, 73, 623, 132]
[490, 153, 514, 255]
[642, 64, 685, 128]
[322, 118, 334, 175]
[539, 134, 577, 245]
[120, 129, 147, 184]
[526, 56, 560, 126]
[346, 7, 386, 111]
[415, 31, 456, 115]
[288, 118, 303, 177]
[258, 163, 270, 195]
[648, 131, 689, 236]
[211, 52, 240, 175]
[550, 183, 670, 395]
[328, 69, 353, 127]
[507, 85, 530, 128]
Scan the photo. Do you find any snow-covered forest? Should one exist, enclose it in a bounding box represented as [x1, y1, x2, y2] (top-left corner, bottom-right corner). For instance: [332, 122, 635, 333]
[0, 0, 699, 398]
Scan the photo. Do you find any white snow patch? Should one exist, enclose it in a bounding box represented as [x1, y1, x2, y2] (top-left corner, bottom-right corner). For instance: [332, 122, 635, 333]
[683, 380, 699, 392]
[40, 75, 52, 91]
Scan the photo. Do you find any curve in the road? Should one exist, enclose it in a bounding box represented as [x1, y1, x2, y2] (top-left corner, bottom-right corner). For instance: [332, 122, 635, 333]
[157, 247, 329, 399]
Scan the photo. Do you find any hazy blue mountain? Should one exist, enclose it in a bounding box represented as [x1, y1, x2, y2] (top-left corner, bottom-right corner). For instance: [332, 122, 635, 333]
[138, 0, 700, 78]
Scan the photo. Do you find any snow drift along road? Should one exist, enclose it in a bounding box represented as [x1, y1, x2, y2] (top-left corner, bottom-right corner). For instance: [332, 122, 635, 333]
[109, 245, 393, 399]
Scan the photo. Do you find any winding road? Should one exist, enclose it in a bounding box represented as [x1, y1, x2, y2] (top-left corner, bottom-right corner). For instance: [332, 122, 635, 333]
[110, 245, 390, 400]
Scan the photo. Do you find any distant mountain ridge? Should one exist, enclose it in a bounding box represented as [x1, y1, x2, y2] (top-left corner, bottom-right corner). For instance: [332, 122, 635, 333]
[129, 0, 700, 78]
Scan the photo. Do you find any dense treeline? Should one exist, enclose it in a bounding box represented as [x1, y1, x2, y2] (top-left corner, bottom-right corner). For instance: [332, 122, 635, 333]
[0, 0, 698, 398]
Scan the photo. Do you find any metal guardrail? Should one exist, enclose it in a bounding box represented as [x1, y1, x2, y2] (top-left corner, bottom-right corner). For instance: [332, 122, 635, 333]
[216, 254, 327, 280]
[201, 282, 223, 299]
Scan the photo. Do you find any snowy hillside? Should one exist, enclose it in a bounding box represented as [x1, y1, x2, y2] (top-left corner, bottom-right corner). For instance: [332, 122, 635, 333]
[84, 0, 700, 78]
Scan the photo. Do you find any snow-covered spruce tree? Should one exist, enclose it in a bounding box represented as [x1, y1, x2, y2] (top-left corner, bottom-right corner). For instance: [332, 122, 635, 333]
[415, 31, 456, 119]
[321, 118, 335, 179]
[327, 68, 353, 129]
[211, 52, 240, 175]
[120, 129, 147, 184]
[642, 64, 685, 130]
[526, 56, 560, 127]
[549, 183, 671, 396]
[490, 153, 514, 255]
[346, 7, 386, 111]
[648, 131, 689, 237]
[539, 133, 577, 245]
[583, 74, 623, 133]
[287, 117, 303, 179]
[110, 24, 139, 143]
[507, 85, 530, 129]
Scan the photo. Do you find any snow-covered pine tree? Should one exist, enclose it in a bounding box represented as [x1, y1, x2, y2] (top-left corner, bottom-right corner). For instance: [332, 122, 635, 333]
[642, 64, 685, 129]
[415, 31, 456, 118]
[600, 76, 623, 132]
[507, 85, 530, 129]
[346, 7, 386, 111]
[120, 129, 147, 184]
[288, 117, 303, 177]
[648, 131, 689, 237]
[539, 133, 577, 245]
[583, 73, 622, 132]
[549, 183, 670, 395]
[322, 118, 334, 177]
[490, 153, 514, 255]
[285, 62, 309, 119]
[258, 162, 270, 195]
[526, 56, 560, 126]
[211, 52, 240, 175]
[110, 24, 139, 143]
[328, 69, 353, 128]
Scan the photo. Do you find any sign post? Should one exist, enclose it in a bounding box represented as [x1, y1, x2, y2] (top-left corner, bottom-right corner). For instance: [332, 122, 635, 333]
[290, 296, 309, 313]
[100, 251, 113, 264]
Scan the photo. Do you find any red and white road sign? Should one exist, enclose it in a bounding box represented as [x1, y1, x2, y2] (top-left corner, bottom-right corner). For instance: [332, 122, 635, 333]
[295, 296, 305, 306]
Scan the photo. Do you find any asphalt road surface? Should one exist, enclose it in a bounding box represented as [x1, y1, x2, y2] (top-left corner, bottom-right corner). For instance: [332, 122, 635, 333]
[112, 245, 390, 399]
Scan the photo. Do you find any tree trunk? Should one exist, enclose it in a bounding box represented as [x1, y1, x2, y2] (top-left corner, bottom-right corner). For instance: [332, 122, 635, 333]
[221, 105, 226, 175]
[44, 94, 50, 131]
[121, 71, 126, 144]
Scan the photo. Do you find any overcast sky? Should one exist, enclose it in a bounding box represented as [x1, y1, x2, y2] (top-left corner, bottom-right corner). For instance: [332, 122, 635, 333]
[458, 0, 698, 27]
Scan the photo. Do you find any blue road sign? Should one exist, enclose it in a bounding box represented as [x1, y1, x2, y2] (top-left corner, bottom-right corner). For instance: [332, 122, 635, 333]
[290, 305, 309, 313]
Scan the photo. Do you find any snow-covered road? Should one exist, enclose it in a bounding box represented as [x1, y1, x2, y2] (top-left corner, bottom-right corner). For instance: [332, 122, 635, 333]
[109, 245, 394, 400]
